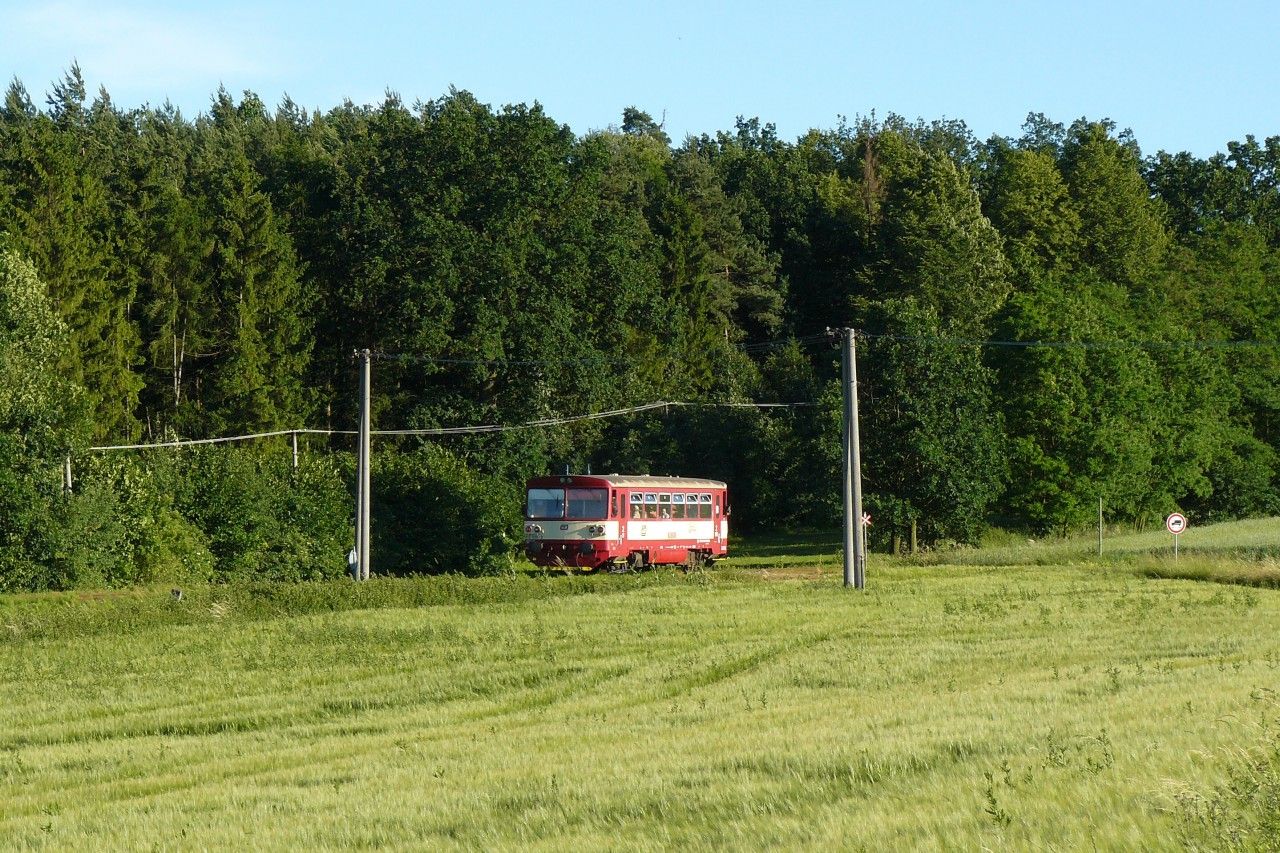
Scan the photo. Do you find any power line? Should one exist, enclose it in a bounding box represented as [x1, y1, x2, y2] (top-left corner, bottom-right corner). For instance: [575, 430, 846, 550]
[85, 400, 814, 452]
[376, 400, 815, 437]
[375, 401, 676, 436]
[859, 331, 1280, 350]
[88, 428, 343, 452]
[738, 332, 831, 354]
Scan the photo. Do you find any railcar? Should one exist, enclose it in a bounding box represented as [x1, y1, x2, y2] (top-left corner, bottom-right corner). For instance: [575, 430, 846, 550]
[524, 474, 729, 570]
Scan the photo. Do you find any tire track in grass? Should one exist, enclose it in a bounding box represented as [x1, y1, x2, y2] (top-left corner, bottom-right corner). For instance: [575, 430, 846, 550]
[0, 657, 549, 750]
[0, 584, 660, 737]
[5, 608, 797, 825]
[4, 605, 651, 817]
[631, 629, 836, 708]
[0, 621, 623, 750]
[0, 655, 644, 822]
[17, 607, 921, 799]
[444, 620, 834, 724]
[0, 616, 516, 739]
[2, 588, 829, 824]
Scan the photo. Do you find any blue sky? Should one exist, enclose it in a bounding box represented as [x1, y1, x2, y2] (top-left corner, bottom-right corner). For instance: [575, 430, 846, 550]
[2, 0, 1276, 157]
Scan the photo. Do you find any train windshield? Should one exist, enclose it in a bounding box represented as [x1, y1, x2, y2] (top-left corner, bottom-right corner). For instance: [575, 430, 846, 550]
[567, 488, 608, 518]
[526, 488, 564, 519]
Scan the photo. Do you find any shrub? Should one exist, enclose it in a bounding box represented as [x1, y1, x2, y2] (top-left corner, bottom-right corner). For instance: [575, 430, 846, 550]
[372, 444, 519, 576]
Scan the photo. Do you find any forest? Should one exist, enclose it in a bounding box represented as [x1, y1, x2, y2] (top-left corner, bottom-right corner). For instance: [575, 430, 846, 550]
[1, 65, 1277, 590]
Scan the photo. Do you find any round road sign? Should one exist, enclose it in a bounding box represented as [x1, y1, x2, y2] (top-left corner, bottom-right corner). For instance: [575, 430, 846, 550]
[1166, 512, 1188, 535]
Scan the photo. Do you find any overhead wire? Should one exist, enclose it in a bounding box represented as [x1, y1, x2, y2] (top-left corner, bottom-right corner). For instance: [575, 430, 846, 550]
[88, 428, 348, 452]
[857, 331, 1280, 350]
[87, 400, 814, 452]
[93, 328, 1273, 452]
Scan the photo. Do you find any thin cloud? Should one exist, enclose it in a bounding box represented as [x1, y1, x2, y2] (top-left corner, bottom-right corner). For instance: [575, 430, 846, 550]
[11, 1, 287, 102]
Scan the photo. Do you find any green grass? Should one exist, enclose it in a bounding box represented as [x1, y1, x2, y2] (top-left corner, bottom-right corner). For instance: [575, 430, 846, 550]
[3, 520, 1280, 849]
[923, 515, 1280, 567]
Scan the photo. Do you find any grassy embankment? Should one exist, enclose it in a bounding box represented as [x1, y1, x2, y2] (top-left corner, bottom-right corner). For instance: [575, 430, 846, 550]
[2, 518, 1279, 849]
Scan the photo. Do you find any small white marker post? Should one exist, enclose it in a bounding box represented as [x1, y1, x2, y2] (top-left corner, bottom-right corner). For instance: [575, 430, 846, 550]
[1166, 512, 1187, 560]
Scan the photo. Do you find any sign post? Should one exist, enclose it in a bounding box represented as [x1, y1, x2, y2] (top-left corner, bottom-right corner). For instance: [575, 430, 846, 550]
[1165, 512, 1187, 560]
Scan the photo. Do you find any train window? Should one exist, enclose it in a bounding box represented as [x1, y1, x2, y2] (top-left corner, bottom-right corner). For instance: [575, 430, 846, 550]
[567, 488, 608, 518]
[699, 493, 712, 519]
[611, 491, 618, 518]
[644, 493, 658, 518]
[672, 493, 685, 519]
[527, 488, 564, 519]
[658, 494, 672, 518]
[629, 493, 642, 518]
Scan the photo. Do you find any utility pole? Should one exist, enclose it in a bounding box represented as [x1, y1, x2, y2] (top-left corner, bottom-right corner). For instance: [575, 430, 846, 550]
[355, 349, 372, 581]
[840, 328, 866, 589]
[291, 431, 299, 470]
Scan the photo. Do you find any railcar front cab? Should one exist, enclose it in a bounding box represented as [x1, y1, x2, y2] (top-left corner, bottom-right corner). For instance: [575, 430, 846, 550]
[524, 479, 613, 568]
[523, 474, 728, 570]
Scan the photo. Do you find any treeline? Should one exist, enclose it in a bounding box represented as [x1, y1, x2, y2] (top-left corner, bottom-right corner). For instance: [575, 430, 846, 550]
[1, 65, 1277, 589]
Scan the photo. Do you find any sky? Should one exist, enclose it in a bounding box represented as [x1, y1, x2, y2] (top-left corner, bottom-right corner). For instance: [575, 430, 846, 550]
[2, 0, 1277, 158]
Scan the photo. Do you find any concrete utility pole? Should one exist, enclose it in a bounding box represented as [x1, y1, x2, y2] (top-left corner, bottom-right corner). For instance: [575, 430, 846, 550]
[355, 349, 373, 581]
[840, 328, 866, 589]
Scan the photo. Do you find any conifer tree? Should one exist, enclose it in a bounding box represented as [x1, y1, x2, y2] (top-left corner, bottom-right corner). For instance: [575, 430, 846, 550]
[184, 91, 311, 433]
[0, 70, 142, 439]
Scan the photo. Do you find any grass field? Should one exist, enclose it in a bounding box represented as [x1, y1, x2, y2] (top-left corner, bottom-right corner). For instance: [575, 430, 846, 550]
[4, 520, 1280, 849]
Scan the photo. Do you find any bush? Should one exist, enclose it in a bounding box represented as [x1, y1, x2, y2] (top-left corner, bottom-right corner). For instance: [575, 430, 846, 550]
[373, 444, 519, 576]
[0, 435, 62, 592]
[56, 454, 215, 588]
[1201, 431, 1280, 521]
[0, 248, 93, 592]
[171, 445, 350, 582]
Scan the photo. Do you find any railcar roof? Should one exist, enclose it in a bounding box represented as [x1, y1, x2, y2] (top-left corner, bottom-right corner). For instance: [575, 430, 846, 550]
[530, 474, 726, 489]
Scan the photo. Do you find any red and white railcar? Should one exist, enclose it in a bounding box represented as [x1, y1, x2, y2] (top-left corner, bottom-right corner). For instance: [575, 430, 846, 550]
[524, 474, 729, 570]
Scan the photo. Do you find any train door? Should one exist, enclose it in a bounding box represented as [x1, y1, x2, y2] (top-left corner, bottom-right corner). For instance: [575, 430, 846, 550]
[718, 491, 729, 547]
[713, 493, 721, 545]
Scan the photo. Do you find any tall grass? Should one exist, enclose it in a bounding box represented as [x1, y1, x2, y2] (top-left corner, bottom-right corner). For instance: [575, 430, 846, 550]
[0, 570, 679, 644]
[3, 548, 1280, 848]
[919, 516, 1280, 568]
